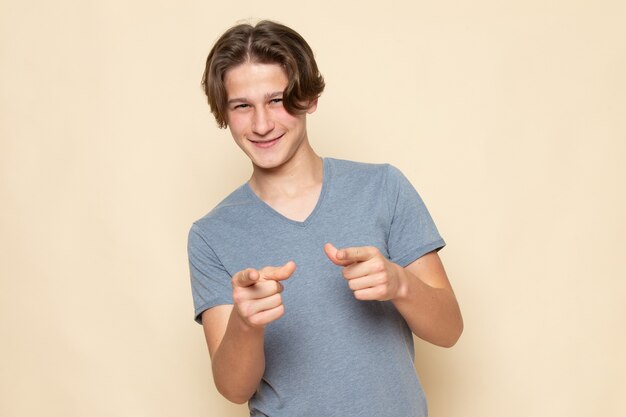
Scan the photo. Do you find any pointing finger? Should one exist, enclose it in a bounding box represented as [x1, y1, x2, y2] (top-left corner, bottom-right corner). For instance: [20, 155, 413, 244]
[234, 268, 260, 287]
[336, 246, 378, 263]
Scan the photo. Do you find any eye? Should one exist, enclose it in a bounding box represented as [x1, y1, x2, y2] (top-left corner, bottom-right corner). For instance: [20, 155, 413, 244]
[269, 98, 283, 105]
[233, 103, 250, 110]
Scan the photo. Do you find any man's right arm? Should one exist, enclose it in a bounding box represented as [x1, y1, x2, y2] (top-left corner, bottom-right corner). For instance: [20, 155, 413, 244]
[201, 262, 295, 404]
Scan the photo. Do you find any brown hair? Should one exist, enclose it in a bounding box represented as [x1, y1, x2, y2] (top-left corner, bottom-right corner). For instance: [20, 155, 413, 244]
[201, 20, 325, 128]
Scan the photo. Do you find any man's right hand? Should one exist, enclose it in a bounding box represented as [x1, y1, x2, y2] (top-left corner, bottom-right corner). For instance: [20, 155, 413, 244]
[232, 261, 296, 328]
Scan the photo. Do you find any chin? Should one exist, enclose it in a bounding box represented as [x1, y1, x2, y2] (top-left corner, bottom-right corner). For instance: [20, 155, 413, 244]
[252, 152, 297, 171]
[252, 160, 285, 170]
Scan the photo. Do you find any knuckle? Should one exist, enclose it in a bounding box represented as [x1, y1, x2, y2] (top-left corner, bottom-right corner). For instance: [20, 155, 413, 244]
[237, 301, 251, 317]
[232, 289, 245, 304]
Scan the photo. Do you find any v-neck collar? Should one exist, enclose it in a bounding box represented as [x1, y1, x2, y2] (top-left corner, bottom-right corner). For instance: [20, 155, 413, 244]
[244, 158, 331, 228]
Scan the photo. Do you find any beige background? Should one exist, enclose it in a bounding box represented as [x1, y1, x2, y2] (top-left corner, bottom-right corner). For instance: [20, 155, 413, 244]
[2, 1, 625, 416]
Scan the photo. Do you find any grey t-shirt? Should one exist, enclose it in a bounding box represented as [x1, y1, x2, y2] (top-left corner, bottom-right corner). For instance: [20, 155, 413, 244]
[188, 158, 445, 417]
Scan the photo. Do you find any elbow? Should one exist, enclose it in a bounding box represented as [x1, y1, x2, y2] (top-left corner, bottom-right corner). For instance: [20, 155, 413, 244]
[211, 358, 258, 405]
[227, 395, 251, 405]
[440, 303, 464, 348]
[215, 383, 253, 404]
[433, 316, 464, 348]
[437, 333, 461, 348]
[443, 317, 464, 348]
[213, 371, 255, 404]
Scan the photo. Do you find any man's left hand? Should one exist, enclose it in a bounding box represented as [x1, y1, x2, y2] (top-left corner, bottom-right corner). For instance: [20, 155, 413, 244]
[323, 243, 406, 301]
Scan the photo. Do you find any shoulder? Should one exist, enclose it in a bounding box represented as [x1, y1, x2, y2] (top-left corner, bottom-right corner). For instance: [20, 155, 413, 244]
[325, 157, 405, 191]
[326, 157, 390, 175]
[325, 157, 398, 183]
[190, 184, 253, 237]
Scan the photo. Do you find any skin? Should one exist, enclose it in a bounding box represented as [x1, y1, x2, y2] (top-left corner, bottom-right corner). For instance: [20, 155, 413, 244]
[323, 243, 463, 348]
[202, 61, 463, 404]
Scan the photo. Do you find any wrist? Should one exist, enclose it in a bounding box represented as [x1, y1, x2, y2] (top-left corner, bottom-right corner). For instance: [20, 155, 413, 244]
[231, 307, 266, 335]
[392, 263, 410, 302]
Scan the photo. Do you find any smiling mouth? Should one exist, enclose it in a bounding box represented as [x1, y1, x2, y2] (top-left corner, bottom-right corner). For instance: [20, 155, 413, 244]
[249, 134, 284, 148]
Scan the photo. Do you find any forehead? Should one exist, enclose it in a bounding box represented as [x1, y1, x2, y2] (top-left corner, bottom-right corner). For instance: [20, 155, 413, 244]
[224, 62, 288, 100]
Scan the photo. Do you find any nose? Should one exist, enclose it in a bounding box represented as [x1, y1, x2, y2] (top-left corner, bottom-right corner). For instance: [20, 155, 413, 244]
[252, 108, 274, 136]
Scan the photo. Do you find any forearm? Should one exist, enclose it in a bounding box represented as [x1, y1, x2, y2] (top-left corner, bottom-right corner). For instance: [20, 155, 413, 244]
[211, 309, 266, 404]
[392, 265, 463, 347]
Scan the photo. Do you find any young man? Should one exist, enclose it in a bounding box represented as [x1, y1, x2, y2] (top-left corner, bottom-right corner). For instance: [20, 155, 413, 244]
[188, 20, 463, 417]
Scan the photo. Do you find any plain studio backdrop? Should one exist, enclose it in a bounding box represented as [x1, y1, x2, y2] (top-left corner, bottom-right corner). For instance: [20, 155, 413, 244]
[1, 1, 625, 416]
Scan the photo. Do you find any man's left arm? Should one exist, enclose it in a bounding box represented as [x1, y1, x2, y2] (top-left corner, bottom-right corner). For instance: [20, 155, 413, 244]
[324, 243, 463, 348]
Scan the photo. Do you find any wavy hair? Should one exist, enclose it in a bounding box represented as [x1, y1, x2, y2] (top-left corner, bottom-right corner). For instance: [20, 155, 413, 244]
[201, 20, 325, 128]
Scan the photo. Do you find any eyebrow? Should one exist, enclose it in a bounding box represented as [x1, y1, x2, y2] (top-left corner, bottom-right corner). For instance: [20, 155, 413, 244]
[227, 91, 283, 105]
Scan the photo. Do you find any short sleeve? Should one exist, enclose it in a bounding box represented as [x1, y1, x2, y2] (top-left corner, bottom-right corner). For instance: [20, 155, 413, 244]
[188, 224, 233, 324]
[385, 165, 445, 267]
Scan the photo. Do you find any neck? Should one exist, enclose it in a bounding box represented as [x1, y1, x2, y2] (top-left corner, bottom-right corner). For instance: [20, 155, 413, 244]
[249, 143, 323, 200]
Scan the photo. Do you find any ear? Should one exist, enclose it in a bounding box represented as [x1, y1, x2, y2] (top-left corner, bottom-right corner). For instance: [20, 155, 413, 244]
[306, 98, 318, 114]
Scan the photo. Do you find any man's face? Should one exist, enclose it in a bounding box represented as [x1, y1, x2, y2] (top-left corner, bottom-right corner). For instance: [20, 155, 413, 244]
[224, 62, 317, 171]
